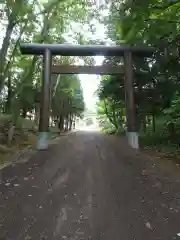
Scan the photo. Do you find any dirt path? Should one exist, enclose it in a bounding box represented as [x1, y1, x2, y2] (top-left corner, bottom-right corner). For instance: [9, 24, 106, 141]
[1, 131, 180, 239]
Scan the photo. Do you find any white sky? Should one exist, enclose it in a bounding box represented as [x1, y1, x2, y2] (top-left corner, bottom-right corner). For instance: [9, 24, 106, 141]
[78, 56, 104, 111]
[73, 21, 107, 111]
[63, 19, 110, 111]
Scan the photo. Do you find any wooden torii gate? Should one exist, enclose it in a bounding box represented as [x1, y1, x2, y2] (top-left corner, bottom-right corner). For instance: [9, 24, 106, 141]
[20, 43, 154, 150]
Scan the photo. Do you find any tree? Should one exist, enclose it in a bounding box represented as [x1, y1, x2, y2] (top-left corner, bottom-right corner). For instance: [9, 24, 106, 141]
[0, 0, 99, 146]
[51, 74, 85, 131]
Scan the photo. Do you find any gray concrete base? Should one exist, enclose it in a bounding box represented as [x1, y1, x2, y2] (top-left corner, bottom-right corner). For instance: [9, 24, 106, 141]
[126, 132, 139, 149]
[36, 132, 49, 150]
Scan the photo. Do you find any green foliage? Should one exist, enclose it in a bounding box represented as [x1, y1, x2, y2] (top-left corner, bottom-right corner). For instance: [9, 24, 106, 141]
[101, 124, 117, 135]
[96, 0, 180, 155]
[0, 0, 98, 136]
[139, 116, 180, 158]
[163, 91, 180, 124]
[51, 74, 85, 121]
[0, 114, 36, 129]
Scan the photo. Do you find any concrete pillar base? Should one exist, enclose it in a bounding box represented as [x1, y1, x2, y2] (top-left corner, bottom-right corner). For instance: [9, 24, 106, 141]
[36, 132, 49, 150]
[126, 132, 139, 149]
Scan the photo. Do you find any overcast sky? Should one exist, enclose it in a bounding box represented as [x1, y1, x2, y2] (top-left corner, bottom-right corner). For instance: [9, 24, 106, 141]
[68, 22, 107, 111]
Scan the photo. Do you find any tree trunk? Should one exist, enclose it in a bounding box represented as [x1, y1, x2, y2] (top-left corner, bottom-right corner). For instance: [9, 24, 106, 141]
[112, 103, 118, 129]
[5, 71, 12, 113]
[0, 20, 16, 91]
[22, 108, 27, 118]
[152, 114, 156, 132]
[11, 9, 53, 101]
[7, 122, 15, 147]
[35, 103, 40, 124]
[143, 116, 146, 133]
[50, 116, 54, 127]
[3, 20, 29, 82]
[12, 100, 20, 124]
[65, 117, 69, 131]
[69, 114, 73, 131]
[0, 21, 15, 68]
[168, 122, 175, 138]
[59, 116, 64, 132]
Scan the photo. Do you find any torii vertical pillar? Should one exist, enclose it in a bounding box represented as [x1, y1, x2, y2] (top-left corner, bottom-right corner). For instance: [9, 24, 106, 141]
[124, 51, 138, 149]
[37, 48, 52, 150]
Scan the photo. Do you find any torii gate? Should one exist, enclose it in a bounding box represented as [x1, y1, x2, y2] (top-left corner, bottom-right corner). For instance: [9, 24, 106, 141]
[20, 44, 154, 150]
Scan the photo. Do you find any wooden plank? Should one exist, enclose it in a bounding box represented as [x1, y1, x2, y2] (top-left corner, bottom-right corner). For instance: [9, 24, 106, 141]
[51, 65, 124, 75]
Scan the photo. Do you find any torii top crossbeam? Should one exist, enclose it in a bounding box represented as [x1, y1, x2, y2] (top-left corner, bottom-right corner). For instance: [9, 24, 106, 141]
[20, 43, 155, 57]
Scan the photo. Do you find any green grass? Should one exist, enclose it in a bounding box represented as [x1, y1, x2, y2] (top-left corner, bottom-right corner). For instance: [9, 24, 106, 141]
[101, 117, 180, 160]
[139, 118, 180, 161]
[101, 122, 125, 135]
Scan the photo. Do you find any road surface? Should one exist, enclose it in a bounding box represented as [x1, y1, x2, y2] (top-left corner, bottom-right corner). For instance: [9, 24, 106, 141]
[1, 131, 180, 239]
